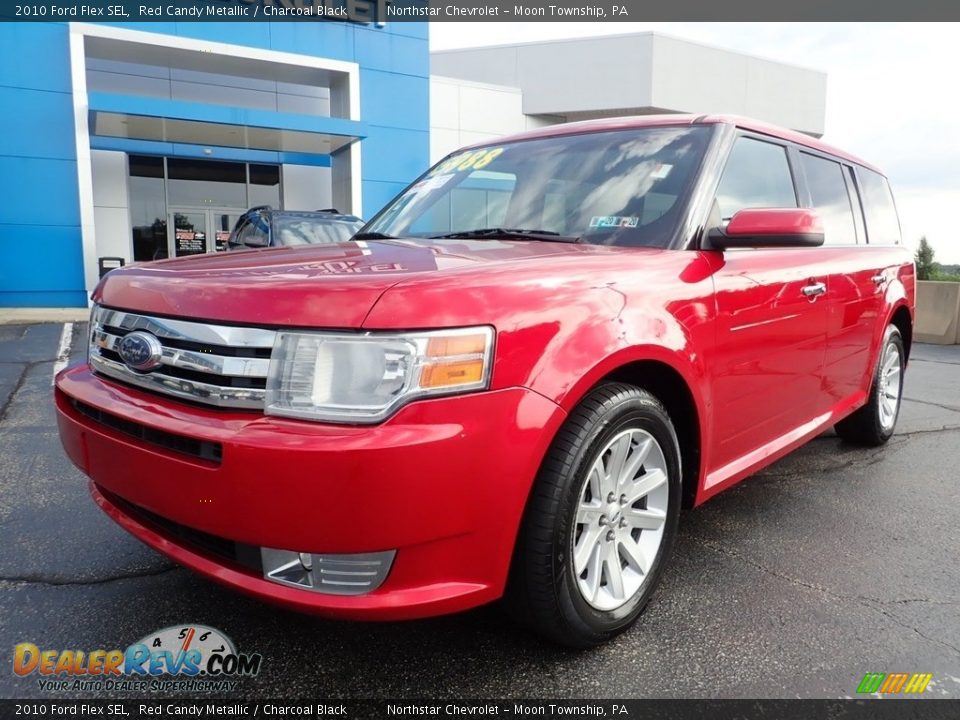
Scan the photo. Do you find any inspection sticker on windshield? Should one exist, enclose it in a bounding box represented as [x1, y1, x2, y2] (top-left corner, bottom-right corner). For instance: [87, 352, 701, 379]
[589, 216, 639, 228]
[412, 174, 455, 192]
[650, 162, 673, 180]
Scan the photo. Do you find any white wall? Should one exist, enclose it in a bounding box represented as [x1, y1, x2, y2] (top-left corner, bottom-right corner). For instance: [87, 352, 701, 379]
[430, 76, 561, 163]
[649, 35, 827, 137]
[431, 32, 827, 137]
[91, 149, 132, 264]
[281, 164, 333, 212]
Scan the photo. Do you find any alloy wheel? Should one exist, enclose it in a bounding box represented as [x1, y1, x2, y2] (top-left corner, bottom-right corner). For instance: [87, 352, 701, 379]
[877, 340, 903, 430]
[571, 428, 670, 611]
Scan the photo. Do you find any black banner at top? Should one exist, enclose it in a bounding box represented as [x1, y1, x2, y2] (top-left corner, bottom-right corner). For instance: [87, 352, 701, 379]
[2, 0, 960, 22]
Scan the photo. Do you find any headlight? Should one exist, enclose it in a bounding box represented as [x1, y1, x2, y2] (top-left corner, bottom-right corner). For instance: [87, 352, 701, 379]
[265, 326, 494, 423]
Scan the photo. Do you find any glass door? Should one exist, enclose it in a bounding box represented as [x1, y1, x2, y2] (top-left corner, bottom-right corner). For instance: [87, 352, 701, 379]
[168, 208, 245, 256]
[210, 209, 244, 252]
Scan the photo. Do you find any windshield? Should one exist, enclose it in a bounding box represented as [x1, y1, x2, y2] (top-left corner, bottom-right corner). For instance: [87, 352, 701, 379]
[272, 216, 363, 246]
[363, 125, 712, 247]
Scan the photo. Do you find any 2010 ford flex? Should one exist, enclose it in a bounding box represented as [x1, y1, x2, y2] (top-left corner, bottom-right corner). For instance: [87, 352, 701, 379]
[56, 115, 914, 646]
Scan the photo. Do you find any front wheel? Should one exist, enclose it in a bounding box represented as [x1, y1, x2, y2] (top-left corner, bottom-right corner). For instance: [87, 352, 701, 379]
[835, 324, 905, 446]
[506, 383, 682, 648]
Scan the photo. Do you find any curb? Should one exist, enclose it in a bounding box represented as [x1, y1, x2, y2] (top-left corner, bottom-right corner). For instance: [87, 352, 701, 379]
[0, 308, 90, 325]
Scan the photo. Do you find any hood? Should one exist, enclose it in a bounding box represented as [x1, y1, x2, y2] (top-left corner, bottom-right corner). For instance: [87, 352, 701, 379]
[94, 238, 597, 327]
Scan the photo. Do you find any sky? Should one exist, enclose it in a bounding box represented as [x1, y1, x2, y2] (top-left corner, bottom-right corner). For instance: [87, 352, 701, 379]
[430, 23, 960, 264]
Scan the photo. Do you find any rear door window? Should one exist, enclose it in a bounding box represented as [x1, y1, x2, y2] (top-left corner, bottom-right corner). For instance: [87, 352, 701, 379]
[715, 137, 798, 220]
[799, 153, 857, 245]
[858, 169, 901, 245]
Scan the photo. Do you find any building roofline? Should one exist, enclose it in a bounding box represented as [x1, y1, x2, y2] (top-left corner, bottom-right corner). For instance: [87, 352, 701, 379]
[430, 30, 827, 78]
[430, 74, 523, 94]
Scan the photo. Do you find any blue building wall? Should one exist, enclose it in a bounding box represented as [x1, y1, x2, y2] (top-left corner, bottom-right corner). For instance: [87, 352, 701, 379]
[0, 21, 430, 307]
[0, 24, 85, 307]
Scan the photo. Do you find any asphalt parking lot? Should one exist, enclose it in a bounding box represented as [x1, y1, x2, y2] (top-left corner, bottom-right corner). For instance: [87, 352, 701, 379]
[1, 321, 958, 700]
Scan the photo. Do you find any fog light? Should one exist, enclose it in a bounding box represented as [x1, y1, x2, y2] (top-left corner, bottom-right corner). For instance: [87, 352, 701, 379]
[260, 547, 395, 596]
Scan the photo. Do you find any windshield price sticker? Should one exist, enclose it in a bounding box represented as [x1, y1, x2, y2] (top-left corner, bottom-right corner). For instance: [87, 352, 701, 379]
[429, 147, 504, 176]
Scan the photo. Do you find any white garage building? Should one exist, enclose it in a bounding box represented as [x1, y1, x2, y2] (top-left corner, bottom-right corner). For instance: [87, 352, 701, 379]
[429, 32, 827, 163]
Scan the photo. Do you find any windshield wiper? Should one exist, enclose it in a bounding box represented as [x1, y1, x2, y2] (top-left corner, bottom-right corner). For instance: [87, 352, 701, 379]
[429, 228, 579, 243]
[353, 231, 397, 240]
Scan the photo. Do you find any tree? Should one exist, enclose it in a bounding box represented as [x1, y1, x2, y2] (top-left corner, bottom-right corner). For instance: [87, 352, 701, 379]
[916, 236, 937, 280]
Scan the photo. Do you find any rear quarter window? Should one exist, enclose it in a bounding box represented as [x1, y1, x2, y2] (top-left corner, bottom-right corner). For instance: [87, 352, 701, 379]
[858, 169, 901, 245]
[799, 152, 857, 245]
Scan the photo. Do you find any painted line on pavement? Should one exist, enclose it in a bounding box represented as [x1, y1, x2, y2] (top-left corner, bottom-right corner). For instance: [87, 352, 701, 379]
[52, 322, 74, 386]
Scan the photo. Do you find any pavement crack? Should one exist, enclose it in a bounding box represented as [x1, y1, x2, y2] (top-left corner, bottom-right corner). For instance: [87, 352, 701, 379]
[0, 363, 29, 424]
[903, 396, 960, 414]
[696, 537, 835, 594]
[696, 538, 960, 657]
[859, 599, 960, 656]
[912, 357, 960, 367]
[0, 565, 178, 588]
[0, 358, 74, 425]
[897, 425, 960, 438]
[752, 445, 892, 479]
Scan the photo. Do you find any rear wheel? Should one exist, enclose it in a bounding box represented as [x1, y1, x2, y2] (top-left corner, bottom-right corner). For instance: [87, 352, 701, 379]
[506, 383, 682, 647]
[835, 324, 905, 446]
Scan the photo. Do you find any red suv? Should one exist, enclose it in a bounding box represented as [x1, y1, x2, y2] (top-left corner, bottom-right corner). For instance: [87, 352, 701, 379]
[56, 115, 914, 647]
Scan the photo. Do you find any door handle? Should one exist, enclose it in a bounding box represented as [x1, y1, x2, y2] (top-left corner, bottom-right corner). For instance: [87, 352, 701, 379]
[871, 274, 887, 285]
[802, 282, 827, 298]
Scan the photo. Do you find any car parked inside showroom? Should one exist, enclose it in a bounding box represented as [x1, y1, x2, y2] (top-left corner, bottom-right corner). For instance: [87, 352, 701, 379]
[56, 114, 914, 647]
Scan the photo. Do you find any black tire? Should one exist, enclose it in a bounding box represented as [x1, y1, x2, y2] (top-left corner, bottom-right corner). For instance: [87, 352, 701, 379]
[505, 382, 682, 648]
[835, 324, 905, 446]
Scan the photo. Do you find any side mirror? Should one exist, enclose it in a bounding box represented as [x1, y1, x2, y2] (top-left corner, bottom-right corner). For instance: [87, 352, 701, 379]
[708, 208, 824, 249]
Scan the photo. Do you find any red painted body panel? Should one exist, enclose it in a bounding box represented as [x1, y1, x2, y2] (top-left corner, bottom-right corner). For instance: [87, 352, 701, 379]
[92, 239, 591, 327]
[56, 366, 566, 619]
[707, 248, 832, 473]
[56, 115, 916, 620]
[726, 207, 824, 237]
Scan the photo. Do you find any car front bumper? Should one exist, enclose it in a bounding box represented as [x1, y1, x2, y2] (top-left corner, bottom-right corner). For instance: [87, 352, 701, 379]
[55, 364, 565, 620]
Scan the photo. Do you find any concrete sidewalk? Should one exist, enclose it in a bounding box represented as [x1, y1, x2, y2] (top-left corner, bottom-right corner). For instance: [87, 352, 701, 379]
[0, 308, 89, 325]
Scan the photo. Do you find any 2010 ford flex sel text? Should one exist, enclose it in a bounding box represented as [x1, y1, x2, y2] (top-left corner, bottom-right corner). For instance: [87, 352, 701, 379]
[55, 115, 915, 647]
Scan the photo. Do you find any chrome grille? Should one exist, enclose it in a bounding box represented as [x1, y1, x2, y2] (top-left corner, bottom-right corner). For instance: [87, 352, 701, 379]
[89, 306, 276, 410]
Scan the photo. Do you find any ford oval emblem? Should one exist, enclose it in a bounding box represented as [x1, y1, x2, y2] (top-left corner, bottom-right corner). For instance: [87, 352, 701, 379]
[117, 331, 163, 372]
